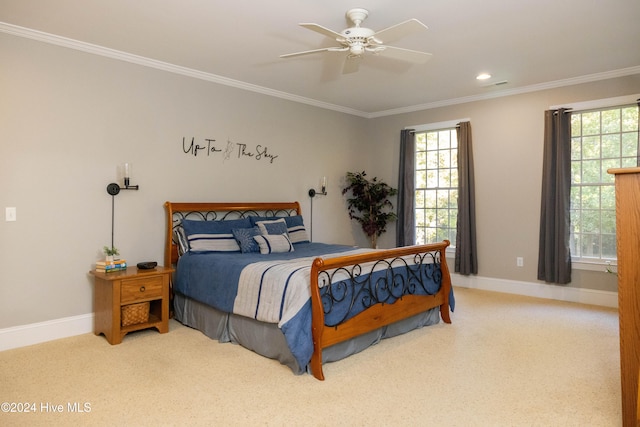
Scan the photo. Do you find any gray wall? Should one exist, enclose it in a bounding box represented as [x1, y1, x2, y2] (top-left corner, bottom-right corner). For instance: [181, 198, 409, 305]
[1, 30, 638, 330]
[368, 75, 640, 293]
[0, 33, 370, 328]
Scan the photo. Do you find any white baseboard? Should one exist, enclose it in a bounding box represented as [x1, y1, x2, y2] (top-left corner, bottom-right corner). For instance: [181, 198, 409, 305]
[0, 276, 617, 353]
[0, 313, 94, 352]
[452, 273, 618, 308]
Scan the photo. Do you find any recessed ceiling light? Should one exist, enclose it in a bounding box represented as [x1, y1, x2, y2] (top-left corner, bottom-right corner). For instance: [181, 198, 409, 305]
[476, 73, 492, 80]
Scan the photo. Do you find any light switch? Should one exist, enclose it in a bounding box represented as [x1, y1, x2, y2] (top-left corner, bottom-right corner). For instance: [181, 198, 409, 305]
[6, 207, 16, 222]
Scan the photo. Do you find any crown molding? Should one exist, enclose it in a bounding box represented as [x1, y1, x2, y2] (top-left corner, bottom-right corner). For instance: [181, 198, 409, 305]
[2, 22, 639, 120]
[368, 66, 640, 118]
[0, 22, 369, 118]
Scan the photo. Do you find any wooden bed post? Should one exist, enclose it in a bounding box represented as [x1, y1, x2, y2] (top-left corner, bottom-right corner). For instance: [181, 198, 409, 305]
[309, 257, 327, 380]
[438, 243, 452, 324]
[164, 201, 174, 269]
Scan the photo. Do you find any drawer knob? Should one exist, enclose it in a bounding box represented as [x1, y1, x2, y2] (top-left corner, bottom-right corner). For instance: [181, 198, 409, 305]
[139, 286, 146, 292]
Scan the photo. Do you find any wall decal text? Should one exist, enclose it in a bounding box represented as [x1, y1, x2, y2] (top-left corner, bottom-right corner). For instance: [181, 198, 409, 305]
[182, 137, 279, 164]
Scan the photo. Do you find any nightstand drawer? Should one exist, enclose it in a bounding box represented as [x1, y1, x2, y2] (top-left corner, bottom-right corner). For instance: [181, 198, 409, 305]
[121, 275, 163, 304]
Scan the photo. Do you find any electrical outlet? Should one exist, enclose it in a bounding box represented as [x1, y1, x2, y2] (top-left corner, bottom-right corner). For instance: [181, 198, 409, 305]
[6, 207, 16, 222]
[516, 257, 524, 267]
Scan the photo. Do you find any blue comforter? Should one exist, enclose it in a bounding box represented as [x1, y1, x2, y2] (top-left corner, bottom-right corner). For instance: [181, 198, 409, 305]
[175, 243, 355, 313]
[175, 242, 448, 369]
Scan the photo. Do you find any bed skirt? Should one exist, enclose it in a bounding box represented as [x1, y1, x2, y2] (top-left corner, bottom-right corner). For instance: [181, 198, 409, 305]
[174, 292, 441, 375]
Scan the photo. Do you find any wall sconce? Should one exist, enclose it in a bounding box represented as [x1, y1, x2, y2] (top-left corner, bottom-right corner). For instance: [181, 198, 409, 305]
[307, 176, 327, 242]
[105, 163, 139, 250]
[106, 163, 139, 195]
[308, 176, 327, 198]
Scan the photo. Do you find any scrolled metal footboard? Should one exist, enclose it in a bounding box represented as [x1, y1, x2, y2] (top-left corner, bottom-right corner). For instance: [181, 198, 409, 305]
[309, 241, 452, 380]
[317, 250, 444, 327]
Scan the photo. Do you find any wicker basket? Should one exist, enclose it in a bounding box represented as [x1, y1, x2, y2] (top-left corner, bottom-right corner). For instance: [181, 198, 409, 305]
[121, 302, 150, 327]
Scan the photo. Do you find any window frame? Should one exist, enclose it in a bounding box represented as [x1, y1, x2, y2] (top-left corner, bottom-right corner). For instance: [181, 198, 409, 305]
[408, 118, 469, 255]
[555, 94, 640, 270]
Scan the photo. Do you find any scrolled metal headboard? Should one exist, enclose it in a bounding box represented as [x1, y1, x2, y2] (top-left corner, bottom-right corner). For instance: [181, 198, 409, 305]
[164, 201, 302, 268]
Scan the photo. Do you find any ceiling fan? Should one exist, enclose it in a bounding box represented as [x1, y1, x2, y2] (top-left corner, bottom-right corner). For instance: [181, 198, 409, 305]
[280, 8, 432, 74]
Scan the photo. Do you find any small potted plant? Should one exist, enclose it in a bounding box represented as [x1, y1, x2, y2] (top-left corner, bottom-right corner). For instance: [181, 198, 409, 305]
[342, 171, 398, 248]
[103, 246, 119, 262]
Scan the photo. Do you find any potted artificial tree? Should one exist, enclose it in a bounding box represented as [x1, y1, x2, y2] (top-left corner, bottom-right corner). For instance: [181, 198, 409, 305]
[342, 171, 398, 248]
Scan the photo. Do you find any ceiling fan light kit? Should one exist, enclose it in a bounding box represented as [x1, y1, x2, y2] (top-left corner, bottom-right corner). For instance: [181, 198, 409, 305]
[281, 8, 433, 73]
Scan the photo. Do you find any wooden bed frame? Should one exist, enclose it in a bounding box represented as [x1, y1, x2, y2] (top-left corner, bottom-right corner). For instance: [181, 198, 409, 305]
[164, 201, 452, 380]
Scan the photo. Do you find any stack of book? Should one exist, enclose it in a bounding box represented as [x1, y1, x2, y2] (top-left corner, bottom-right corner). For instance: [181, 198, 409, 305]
[95, 259, 127, 273]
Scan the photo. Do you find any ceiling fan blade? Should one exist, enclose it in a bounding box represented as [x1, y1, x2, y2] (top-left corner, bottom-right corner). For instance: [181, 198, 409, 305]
[374, 46, 433, 63]
[370, 19, 428, 44]
[299, 23, 345, 40]
[342, 57, 361, 74]
[280, 47, 347, 59]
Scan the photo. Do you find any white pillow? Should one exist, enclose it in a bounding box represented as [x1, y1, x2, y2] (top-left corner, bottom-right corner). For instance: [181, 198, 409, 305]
[253, 233, 294, 254]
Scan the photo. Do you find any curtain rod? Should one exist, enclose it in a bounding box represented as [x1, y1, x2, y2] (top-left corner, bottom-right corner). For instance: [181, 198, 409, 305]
[409, 124, 461, 134]
[405, 118, 470, 133]
[549, 94, 640, 111]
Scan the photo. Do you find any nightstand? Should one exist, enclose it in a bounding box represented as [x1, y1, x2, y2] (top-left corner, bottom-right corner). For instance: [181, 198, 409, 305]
[91, 266, 174, 344]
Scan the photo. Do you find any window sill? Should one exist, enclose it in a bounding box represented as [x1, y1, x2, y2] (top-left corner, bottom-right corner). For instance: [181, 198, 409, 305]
[572, 260, 617, 273]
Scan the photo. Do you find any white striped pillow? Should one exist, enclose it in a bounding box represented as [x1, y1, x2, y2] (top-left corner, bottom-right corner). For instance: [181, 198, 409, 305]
[182, 218, 251, 252]
[250, 215, 310, 244]
[253, 234, 294, 254]
[287, 224, 309, 244]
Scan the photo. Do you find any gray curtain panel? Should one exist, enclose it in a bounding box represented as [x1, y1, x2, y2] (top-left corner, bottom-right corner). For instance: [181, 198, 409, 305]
[538, 109, 572, 284]
[455, 122, 478, 275]
[396, 129, 415, 247]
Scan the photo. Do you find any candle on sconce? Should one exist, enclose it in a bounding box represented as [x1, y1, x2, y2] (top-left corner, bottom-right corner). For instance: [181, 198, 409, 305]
[124, 163, 131, 186]
[113, 162, 139, 191]
[321, 176, 327, 194]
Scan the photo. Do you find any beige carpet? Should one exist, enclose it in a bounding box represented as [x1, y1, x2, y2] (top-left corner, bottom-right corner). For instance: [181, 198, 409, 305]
[0, 287, 621, 426]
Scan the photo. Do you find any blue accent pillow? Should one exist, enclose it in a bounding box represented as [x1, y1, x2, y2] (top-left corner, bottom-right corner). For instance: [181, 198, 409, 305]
[250, 215, 309, 243]
[181, 218, 251, 252]
[255, 218, 288, 236]
[250, 216, 277, 226]
[232, 227, 261, 253]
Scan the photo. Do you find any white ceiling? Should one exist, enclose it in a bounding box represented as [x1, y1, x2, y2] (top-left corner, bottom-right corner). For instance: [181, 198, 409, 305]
[1, 0, 639, 117]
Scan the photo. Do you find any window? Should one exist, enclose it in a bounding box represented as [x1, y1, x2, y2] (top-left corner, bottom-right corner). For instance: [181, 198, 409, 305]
[570, 103, 639, 262]
[414, 127, 458, 246]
